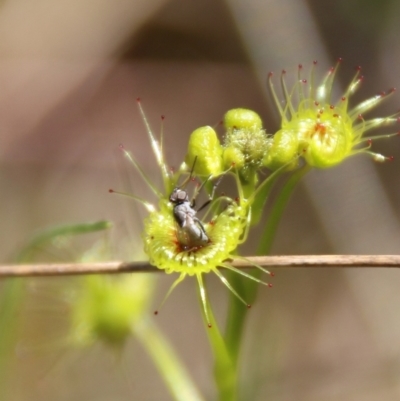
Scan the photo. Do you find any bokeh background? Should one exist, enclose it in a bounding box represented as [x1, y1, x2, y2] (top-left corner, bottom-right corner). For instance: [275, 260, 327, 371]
[2, 0, 400, 400]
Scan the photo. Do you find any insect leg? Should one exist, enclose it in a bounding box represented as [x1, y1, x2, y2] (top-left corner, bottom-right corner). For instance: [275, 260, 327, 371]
[196, 174, 224, 212]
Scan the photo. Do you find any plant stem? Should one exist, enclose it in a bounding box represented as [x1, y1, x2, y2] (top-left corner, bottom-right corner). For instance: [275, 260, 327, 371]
[224, 165, 310, 367]
[223, 273, 248, 367]
[134, 318, 205, 401]
[0, 279, 25, 401]
[257, 165, 311, 254]
[198, 280, 237, 401]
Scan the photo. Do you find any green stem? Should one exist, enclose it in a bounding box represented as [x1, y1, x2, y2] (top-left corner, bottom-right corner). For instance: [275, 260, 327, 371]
[224, 165, 310, 367]
[223, 274, 248, 367]
[257, 165, 311, 254]
[134, 318, 205, 401]
[0, 279, 25, 401]
[223, 173, 279, 366]
[198, 281, 237, 401]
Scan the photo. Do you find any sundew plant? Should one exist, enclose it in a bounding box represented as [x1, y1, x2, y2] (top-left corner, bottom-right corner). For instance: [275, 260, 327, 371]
[107, 61, 399, 401]
[1, 61, 398, 401]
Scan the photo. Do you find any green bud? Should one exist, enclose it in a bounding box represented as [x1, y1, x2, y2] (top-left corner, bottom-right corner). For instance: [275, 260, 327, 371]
[263, 130, 299, 171]
[224, 108, 262, 131]
[185, 126, 223, 176]
[223, 108, 269, 184]
[223, 146, 245, 170]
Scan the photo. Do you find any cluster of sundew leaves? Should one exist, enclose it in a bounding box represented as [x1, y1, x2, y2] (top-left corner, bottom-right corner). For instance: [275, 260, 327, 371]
[69, 226, 155, 348]
[114, 61, 398, 327]
[111, 100, 276, 327]
[17, 221, 155, 349]
[266, 59, 400, 169]
[188, 60, 399, 178]
[71, 274, 154, 347]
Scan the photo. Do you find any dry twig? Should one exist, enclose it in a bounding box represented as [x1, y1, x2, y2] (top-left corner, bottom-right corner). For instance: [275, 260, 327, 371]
[0, 255, 400, 278]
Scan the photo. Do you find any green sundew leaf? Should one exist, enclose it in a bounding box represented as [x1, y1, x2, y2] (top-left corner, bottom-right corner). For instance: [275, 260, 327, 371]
[17, 220, 112, 263]
[0, 221, 112, 399]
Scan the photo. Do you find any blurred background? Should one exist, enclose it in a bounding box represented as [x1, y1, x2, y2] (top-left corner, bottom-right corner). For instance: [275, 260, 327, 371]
[2, 0, 400, 400]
